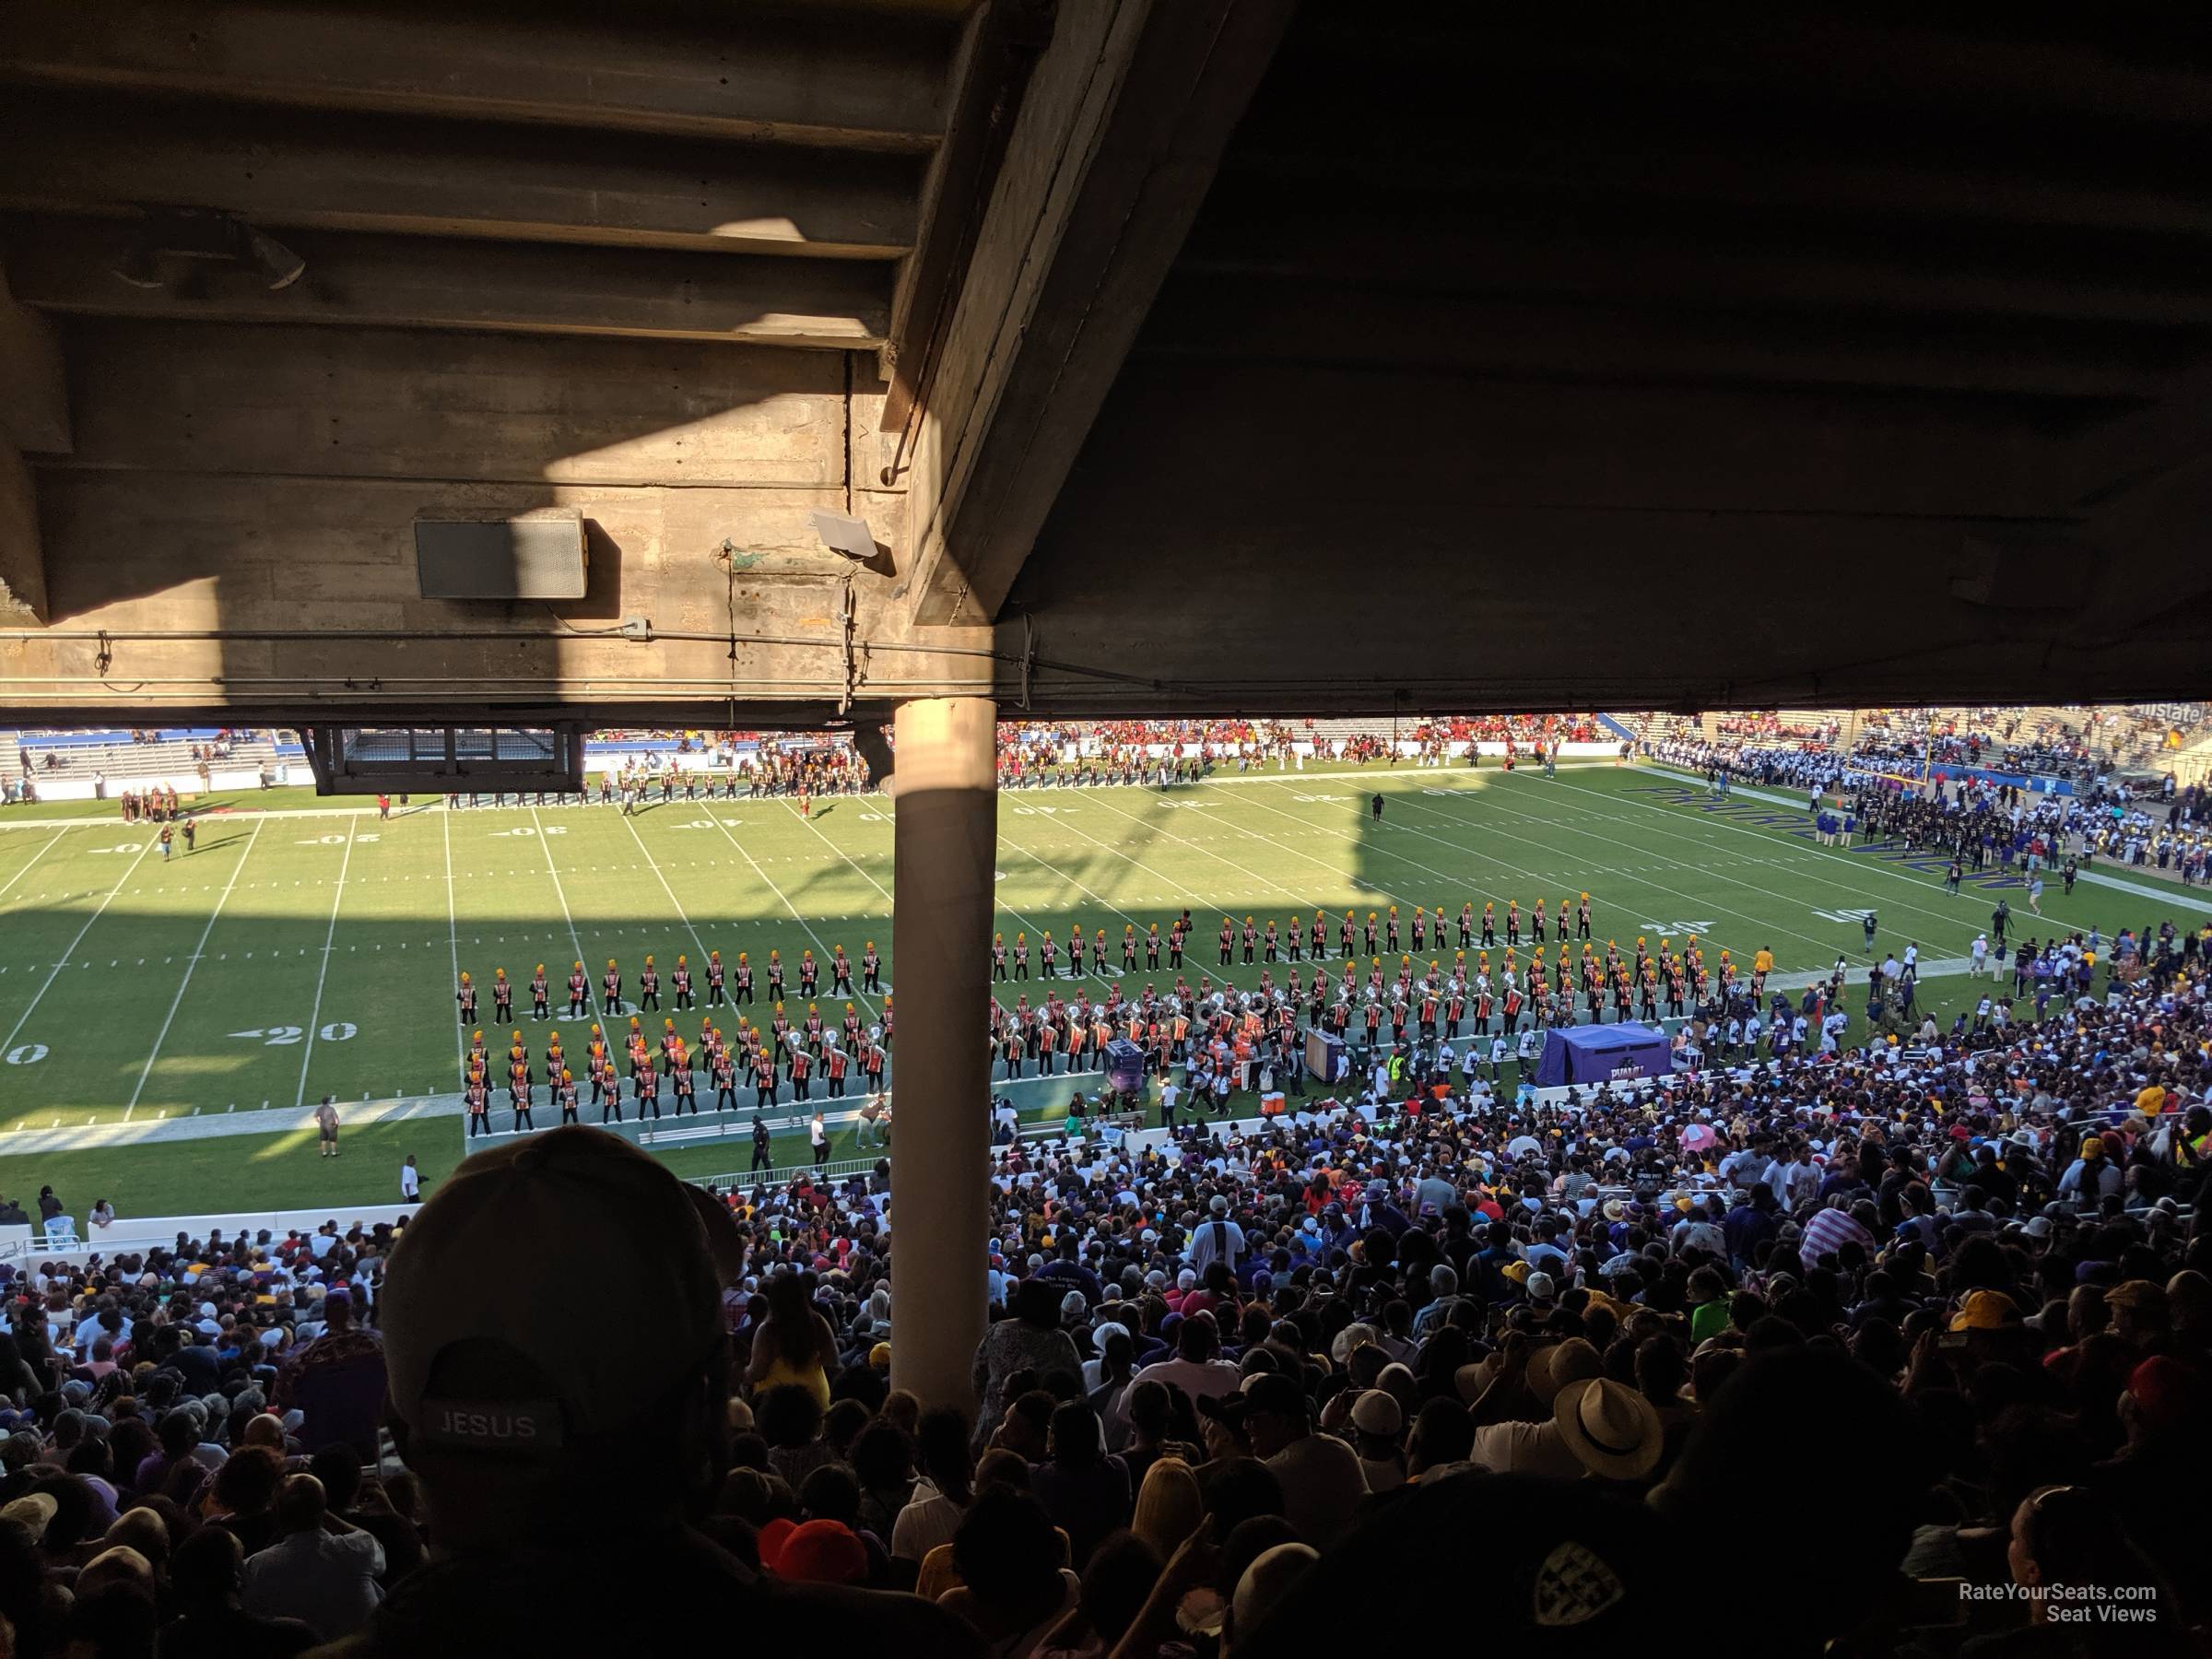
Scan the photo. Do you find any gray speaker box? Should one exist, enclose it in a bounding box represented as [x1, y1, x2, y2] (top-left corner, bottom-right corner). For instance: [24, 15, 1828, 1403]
[415, 512, 588, 599]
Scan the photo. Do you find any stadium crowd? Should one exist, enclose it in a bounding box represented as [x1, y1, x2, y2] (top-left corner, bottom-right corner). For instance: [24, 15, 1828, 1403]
[1714, 711, 1843, 744]
[414, 707, 2212, 827]
[578, 716, 1615, 796]
[1646, 731, 2211, 885]
[709, 920, 2212, 1656]
[6, 704, 2212, 1655]
[1644, 705, 2210, 793]
[6, 908, 2209, 1655]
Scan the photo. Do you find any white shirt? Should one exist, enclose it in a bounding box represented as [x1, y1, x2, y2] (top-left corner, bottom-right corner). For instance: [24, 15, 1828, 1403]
[1189, 1215, 1247, 1273]
[1115, 1358, 1241, 1445]
[1781, 1159, 1821, 1206]
[399, 1163, 419, 1199]
[1469, 1418, 1583, 1480]
[889, 1478, 965, 1563]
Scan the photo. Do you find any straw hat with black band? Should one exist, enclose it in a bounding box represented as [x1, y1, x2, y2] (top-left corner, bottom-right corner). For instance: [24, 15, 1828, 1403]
[1553, 1377, 1664, 1481]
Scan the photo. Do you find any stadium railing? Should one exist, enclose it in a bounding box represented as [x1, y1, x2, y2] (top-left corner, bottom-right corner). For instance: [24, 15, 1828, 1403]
[690, 1116, 1135, 1195]
[0, 1200, 426, 1267]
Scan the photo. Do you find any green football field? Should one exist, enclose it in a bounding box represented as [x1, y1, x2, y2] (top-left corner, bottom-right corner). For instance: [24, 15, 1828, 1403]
[0, 760, 2202, 1225]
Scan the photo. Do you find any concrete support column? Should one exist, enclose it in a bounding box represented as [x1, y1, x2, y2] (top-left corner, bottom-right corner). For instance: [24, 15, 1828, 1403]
[888, 695, 996, 1416]
[0, 447, 48, 625]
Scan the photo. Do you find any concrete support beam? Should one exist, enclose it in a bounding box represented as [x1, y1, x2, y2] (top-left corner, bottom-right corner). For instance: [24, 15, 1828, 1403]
[5, 219, 891, 349]
[6, 459, 939, 719]
[888, 695, 996, 1414]
[997, 498, 2207, 717]
[1224, 136, 2212, 242]
[1347, 11, 2212, 130]
[1138, 273, 2170, 402]
[895, 0, 1294, 626]
[0, 96, 922, 259]
[0, 265, 61, 622]
[1040, 360, 2053, 520]
[877, 0, 1056, 437]
[1178, 214, 2212, 331]
[0, 447, 49, 624]
[1, 0, 952, 152]
[50, 320, 868, 488]
[0, 266, 70, 453]
[2050, 359, 2212, 512]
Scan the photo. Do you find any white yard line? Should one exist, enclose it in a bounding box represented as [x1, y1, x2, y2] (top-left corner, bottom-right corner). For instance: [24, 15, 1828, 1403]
[1634, 762, 2212, 911]
[1633, 764, 1809, 812]
[0, 838, 156, 1059]
[1233, 778, 2004, 993]
[0, 764, 1619, 833]
[441, 807, 465, 1077]
[999, 810, 1304, 914]
[618, 808, 713, 962]
[294, 818, 357, 1106]
[2, 1080, 913, 1155]
[776, 799, 894, 908]
[1214, 774, 1841, 961]
[1575, 767, 1989, 929]
[1077, 791, 1326, 913]
[529, 804, 590, 971]
[1191, 780, 1491, 916]
[777, 799, 1064, 983]
[993, 818, 1153, 935]
[1570, 768, 2058, 935]
[1362, 784, 1844, 957]
[1400, 778, 1971, 950]
[2072, 865, 2211, 907]
[698, 808, 878, 1016]
[124, 818, 263, 1119]
[0, 801, 417, 830]
[1212, 777, 1603, 948]
[0, 829, 69, 907]
[1206, 775, 1550, 912]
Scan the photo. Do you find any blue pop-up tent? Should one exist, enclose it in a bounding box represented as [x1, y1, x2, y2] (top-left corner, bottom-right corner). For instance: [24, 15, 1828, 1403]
[1534, 1023, 1673, 1088]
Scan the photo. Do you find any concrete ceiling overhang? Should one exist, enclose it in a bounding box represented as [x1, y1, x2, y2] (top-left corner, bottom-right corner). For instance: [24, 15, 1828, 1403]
[4, 4, 2208, 724]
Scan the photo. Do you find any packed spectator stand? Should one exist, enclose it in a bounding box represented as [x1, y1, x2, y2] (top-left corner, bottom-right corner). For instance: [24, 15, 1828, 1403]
[3, 705, 2210, 1656]
[2, 901, 2206, 1653]
[1643, 722, 2212, 887]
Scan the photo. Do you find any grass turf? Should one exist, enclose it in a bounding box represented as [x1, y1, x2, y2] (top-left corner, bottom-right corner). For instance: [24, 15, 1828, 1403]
[1, 762, 2201, 1221]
